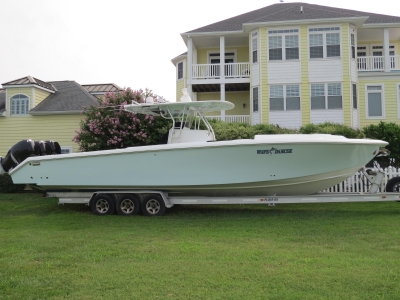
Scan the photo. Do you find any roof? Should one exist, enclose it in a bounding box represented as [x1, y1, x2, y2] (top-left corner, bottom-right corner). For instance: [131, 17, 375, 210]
[2, 76, 57, 92]
[0, 89, 5, 113]
[29, 81, 99, 114]
[82, 83, 123, 94]
[186, 2, 400, 34]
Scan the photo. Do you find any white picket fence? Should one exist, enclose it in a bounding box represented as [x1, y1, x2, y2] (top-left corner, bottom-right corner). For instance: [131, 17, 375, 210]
[324, 168, 400, 193]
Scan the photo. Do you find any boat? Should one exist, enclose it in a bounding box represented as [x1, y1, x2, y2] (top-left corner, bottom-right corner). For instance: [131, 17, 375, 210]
[0, 94, 388, 197]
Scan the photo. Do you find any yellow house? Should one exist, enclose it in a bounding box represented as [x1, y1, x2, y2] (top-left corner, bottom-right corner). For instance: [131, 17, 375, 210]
[171, 3, 400, 129]
[0, 76, 122, 155]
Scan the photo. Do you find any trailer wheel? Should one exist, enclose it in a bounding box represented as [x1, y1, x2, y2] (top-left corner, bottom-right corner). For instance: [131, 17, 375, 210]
[116, 194, 140, 216]
[142, 194, 166, 216]
[386, 177, 400, 192]
[91, 194, 115, 216]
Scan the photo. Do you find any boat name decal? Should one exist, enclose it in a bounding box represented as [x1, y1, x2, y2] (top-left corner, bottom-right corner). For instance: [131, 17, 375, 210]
[257, 147, 292, 155]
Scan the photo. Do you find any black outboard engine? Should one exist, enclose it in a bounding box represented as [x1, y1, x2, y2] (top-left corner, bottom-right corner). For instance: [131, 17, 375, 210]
[0, 139, 35, 173]
[0, 139, 62, 174]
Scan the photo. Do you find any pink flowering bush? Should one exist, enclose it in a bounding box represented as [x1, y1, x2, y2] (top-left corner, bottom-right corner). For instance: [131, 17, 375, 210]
[73, 88, 171, 151]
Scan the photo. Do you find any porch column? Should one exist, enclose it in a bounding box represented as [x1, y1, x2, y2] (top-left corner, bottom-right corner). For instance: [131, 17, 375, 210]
[221, 83, 225, 121]
[383, 28, 390, 72]
[187, 36, 193, 97]
[220, 36, 225, 78]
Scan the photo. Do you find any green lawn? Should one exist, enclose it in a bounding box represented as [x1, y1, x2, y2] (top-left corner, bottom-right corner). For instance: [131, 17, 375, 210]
[1, 193, 400, 299]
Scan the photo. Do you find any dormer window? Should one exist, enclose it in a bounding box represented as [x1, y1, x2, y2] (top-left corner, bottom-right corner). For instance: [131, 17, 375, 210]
[10, 94, 29, 115]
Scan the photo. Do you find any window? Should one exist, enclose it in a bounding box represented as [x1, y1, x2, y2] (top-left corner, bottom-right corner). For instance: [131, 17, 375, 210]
[311, 83, 342, 110]
[270, 85, 300, 111]
[366, 85, 384, 118]
[268, 29, 299, 61]
[351, 34, 355, 59]
[309, 27, 341, 59]
[10, 94, 29, 115]
[352, 83, 357, 109]
[252, 32, 258, 63]
[253, 87, 259, 112]
[61, 146, 73, 154]
[177, 62, 183, 80]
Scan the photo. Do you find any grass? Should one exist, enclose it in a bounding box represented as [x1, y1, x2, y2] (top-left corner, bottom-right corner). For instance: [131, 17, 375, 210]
[1, 193, 400, 299]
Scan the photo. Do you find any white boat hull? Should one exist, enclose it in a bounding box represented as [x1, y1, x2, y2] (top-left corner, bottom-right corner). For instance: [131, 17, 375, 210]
[10, 135, 385, 196]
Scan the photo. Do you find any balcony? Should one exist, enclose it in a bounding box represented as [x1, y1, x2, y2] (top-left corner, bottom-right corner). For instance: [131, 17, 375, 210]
[192, 63, 250, 79]
[357, 55, 400, 72]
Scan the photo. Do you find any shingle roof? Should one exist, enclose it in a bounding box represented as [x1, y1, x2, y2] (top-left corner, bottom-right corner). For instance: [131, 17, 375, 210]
[82, 83, 123, 93]
[186, 2, 400, 33]
[29, 81, 99, 113]
[0, 89, 5, 113]
[2, 76, 57, 92]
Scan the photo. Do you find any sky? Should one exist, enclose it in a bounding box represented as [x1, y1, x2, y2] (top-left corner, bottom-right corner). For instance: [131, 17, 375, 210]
[1, 0, 399, 101]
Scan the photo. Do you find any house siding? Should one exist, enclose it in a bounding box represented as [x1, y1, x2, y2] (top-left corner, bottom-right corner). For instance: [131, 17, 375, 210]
[300, 25, 310, 125]
[359, 79, 400, 127]
[0, 114, 83, 155]
[342, 23, 351, 127]
[197, 47, 249, 64]
[34, 88, 51, 107]
[260, 27, 267, 124]
[197, 92, 249, 116]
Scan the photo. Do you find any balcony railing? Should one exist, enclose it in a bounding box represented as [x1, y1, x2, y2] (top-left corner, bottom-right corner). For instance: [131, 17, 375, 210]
[206, 115, 251, 124]
[357, 55, 400, 71]
[192, 63, 250, 79]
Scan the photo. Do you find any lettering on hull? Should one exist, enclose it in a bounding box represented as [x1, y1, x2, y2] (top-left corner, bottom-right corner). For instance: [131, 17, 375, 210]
[257, 147, 293, 155]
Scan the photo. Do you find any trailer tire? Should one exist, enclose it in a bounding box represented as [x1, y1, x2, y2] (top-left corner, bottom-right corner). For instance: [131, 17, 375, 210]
[142, 194, 166, 216]
[116, 194, 140, 216]
[91, 194, 115, 216]
[386, 177, 400, 192]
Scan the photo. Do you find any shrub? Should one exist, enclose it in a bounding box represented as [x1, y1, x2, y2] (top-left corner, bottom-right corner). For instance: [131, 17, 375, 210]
[211, 120, 297, 141]
[73, 88, 171, 151]
[300, 122, 365, 138]
[363, 122, 400, 168]
[0, 174, 25, 193]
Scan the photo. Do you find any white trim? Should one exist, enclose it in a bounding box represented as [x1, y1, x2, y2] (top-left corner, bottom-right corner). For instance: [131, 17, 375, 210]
[267, 27, 300, 62]
[308, 24, 342, 60]
[2, 84, 55, 94]
[9, 93, 30, 116]
[61, 146, 73, 154]
[365, 83, 385, 119]
[251, 30, 259, 65]
[310, 82, 343, 110]
[269, 84, 301, 111]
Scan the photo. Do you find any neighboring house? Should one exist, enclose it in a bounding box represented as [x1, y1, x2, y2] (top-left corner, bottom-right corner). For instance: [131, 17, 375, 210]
[0, 76, 122, 155]
[171, 2, 400, 129]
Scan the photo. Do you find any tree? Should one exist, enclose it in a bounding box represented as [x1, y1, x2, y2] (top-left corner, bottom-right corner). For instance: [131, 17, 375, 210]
[363, 122, 400, 168]
[73, 88, 171, 152]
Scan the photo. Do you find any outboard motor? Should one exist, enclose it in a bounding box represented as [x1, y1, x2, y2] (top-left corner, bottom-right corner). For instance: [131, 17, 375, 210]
[0, 139, 35, 174]
[0, 139, 62, 174]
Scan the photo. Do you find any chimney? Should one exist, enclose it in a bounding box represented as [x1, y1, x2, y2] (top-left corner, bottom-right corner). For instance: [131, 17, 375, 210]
[300, 6, 303, 13]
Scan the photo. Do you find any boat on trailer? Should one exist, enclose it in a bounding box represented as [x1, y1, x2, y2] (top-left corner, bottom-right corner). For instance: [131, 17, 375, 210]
[0, 92, 397, 216]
